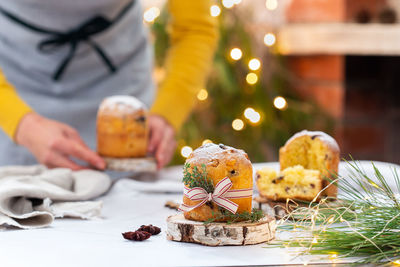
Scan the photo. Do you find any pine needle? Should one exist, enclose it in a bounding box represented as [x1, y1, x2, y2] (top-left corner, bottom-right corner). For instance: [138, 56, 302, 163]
[277, 160, 400, 265]
[204, 208, 264, 224]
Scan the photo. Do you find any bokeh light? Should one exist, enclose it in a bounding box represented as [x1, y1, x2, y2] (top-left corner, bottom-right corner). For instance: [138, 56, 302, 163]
[230, 48, 242, 60]
[143, 7, 160, 23]
[265, 0, 278, 10]
[202, 139, 213, 145]
[264, 33, 276, 47]
[181, 146, 193, 158]
[248, 58, 261, 71]
[222, 0, 235, 9]
[232, 119, 244, 131]
[273, 96, 287, 110]
[244, 107, 256, 118]
[197, 89, 208, 101]
[244, 107, 261, 123]
[246, 73, 258, 85]
[210, 5, 221, 17]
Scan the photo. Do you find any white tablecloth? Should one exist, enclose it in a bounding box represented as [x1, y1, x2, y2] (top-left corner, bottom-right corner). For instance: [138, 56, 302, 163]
[0, 161, 398, 267]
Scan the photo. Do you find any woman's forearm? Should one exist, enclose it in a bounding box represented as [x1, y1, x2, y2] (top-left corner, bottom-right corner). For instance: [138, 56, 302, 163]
[0, 69, 33, 140]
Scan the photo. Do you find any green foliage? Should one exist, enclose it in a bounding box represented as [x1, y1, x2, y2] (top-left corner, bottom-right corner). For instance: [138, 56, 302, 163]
[182, 163, 214, 194]
[151, 6, 334, 165]
[278, 160, 400, 264]
[204, 208, 264, 225]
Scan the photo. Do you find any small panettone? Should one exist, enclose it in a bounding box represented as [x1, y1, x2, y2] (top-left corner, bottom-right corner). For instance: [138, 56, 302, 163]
[279, 130, 340, 197]
[182, 143, 253, 222]
[97, 95, 148, 158]
[256, 165, 322, 201]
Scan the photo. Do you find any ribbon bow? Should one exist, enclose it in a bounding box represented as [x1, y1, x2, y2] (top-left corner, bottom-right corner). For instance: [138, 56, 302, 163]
[179, 177, 252, 214]
[0, 1, 134, 81]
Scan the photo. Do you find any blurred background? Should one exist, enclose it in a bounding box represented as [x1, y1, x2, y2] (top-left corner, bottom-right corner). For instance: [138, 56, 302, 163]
[142, 0, 400, 165]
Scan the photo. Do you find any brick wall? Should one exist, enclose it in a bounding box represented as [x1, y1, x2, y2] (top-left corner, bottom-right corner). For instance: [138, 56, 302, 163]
[286, 0, 346, 22]
[287, 55, 345, 119]
[285, 0, 346, 136]
[284, 0, 399, 163]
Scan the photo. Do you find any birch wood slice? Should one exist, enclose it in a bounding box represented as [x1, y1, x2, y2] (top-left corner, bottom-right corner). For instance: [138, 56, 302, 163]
[103, 157, 157, 172]
[254, 196, 292, 219]
[254, 195, 342, 220]
[166, 214, 276, 246]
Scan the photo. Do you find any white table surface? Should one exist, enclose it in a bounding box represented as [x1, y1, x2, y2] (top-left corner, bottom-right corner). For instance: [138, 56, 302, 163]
[0, 161, 398, 267]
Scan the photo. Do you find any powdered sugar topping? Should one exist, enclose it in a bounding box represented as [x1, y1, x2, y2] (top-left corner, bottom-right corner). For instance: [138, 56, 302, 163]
[99, 95, 147, 112]
[285, 130, 339, 150]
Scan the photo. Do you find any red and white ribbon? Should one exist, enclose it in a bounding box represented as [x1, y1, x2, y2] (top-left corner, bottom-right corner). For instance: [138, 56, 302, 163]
[178, 177, 252, 214]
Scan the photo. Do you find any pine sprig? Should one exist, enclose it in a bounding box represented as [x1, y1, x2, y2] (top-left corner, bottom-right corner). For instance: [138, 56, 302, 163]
[277, 160, 400, 265]
[182, 163, 214, 193]
[204, 208, 264, 224]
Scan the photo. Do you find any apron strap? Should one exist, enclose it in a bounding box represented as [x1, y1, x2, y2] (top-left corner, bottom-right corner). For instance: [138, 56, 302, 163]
[0, 1, 135, 81]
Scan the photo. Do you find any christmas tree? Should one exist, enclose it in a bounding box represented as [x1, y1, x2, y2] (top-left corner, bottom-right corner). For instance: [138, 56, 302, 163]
[149, 1, 333, 164]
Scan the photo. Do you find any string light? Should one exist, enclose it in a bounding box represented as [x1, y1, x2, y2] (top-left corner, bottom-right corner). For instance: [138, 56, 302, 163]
[244, 108, 255, 118]
[393, 260, 400, 265]
[181, 146, 193, 158]
[202, 139, 213, 145]
[329, 253, 338, 262]
[232, 119, 244, 131]
[197, 89, 208, 101]
[210, 5, 221, 17]
[264, 33, 276, 47]
[273, 96, 287, 110]
[248, 58, 261, 71]
[370, 181, 381, 189]
[222, 0, 235, 9]
[143, 7, 160, 23]
[246, 73, 258, 85]
[312, 236, 318, 244]
[265, 0, 278, 10]
[230, 48, 242, 60]
[233, 0, 242, 4]
[244, 107, 261, 123]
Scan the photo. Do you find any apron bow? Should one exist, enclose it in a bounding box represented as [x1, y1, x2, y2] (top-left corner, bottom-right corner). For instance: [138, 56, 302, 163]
[38, 16, 116, 80]
[0, 1, 134, 81]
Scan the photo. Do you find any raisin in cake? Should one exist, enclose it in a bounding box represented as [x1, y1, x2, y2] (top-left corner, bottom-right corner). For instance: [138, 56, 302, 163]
[97, 95, 148, 158]
[256, 165, 322, 201]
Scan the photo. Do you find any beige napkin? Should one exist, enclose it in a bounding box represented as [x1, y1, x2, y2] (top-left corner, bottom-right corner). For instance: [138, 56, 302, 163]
[0, 165, 111, 229]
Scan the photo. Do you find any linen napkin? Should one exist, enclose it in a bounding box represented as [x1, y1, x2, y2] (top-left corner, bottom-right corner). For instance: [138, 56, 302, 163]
[0, 165, 111, 229]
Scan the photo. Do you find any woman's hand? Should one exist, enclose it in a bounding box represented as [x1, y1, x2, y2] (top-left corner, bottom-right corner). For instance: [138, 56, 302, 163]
[147, 115, 177, 169]
[15, 113, 105, 170]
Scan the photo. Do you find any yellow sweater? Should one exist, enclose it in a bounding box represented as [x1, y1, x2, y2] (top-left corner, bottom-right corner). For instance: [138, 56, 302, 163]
[0, 0, 218, 139]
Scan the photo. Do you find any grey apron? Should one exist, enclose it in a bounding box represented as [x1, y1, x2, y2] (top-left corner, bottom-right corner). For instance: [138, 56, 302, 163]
[0, 0, 154, 165]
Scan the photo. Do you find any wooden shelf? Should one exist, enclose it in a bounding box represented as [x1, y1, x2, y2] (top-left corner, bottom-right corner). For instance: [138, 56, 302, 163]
[277, 23, 400, 56]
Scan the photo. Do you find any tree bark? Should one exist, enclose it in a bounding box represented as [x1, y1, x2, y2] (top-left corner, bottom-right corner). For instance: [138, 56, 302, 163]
[166, 214, 276, 246]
